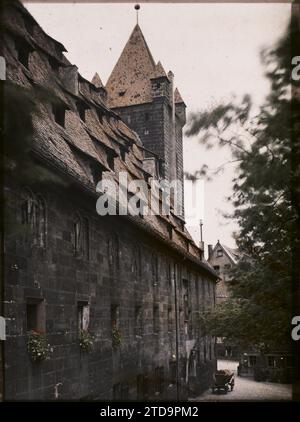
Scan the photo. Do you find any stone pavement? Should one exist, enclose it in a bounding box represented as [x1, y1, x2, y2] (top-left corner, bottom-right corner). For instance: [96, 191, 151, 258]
[191, 360, 292, 401]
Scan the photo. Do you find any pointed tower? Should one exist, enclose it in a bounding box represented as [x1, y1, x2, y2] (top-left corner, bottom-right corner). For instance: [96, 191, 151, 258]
[105, 23, 186, 216]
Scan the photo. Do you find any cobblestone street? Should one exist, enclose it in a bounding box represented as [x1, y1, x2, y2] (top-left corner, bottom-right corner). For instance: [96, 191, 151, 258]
[192, 360, 292, 401]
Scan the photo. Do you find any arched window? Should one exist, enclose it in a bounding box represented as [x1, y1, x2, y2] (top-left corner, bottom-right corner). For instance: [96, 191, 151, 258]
[151, 253, 158, 286]
[108, 233, 120, 272]
[35, 195, 46, 248]
[132, 246, 141, 281]
[73, 213, 89, 259]
[21, 188, 46, 248]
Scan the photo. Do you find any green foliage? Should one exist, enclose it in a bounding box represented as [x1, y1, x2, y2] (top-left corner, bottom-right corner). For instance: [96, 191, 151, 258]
[79, 329, 94, 353]
[112, 327, 122, 349]
[187, 22, 299, 351]
[27, 330, 52, 362]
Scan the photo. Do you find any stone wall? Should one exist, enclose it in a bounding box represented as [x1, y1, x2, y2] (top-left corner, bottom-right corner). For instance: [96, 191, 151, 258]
[4, 179, 216, 400]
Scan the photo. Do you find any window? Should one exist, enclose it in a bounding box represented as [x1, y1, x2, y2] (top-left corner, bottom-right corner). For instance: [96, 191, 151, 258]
[16, 39, 32, 69]
[90, 161, 103, 185]
[48, 56, 60, 73]
[224, 264, 231, 270]
[120, 147, 126, 162]
[153, 305, 159, 334]
[52, 103, 66, 127]
[168, 224, 173, 239]
[21, 189, 46, 248]
[96, 109, 103, 123]
[78, 301, 90, 332]
[73, 213, 89, 259]
[107, 153, 114, 170]
[118, 90, 126, 97]
[26, 298, 45, 332]
[77, 101, 88, 122]
[144, 129, 149, 135]
[152, 254, 158, 286]
[213, 265, 220, 273]
[216, 249, 223, 257]
[135, 306, 143, 338]
[24, 18, 35, 36]
[108, 234, 120, 272]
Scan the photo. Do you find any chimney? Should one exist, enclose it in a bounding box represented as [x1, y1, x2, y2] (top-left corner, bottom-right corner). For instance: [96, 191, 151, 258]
[208, 244, 213, 260]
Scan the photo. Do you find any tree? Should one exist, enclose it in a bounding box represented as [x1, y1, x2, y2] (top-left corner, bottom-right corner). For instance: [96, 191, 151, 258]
[186, 19, 300, 354]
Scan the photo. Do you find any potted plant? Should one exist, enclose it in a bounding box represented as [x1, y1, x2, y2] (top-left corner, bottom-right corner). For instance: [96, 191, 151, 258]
[112, 327, 122, 349]
[79, 329, 94, 352]
[27, 330, 52, 362]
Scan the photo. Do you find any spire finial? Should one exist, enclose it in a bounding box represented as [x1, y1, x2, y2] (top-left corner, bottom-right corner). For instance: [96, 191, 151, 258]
[135, 4, 140, 25]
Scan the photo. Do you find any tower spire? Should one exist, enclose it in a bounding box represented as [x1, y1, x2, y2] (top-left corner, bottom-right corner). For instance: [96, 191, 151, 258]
[135, 4, 140, 25]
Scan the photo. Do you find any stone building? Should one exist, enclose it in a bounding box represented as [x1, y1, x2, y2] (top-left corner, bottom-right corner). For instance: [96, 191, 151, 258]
[207, 241, 243, 359]
[207, 241, 243, 303]
[1, 0, 218, 400]
[105, 24, 185, 216]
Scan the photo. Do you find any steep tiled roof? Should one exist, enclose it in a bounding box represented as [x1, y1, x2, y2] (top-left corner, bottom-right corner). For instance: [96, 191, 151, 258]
[3, 1, 217, 279]
[106, 24, 156, 108]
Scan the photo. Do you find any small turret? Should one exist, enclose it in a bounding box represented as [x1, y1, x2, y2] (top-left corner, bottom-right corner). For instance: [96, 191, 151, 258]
[174, 87, 186, 126]
[150, 62, 170, 103]
[91, 72, 107, 103]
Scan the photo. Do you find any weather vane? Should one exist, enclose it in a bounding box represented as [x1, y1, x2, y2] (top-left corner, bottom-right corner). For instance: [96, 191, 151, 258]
[135, 4, 140, 25]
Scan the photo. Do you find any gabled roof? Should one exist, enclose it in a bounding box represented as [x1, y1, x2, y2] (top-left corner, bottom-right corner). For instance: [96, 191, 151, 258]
[212, 242, 242, 265]
[106, 24, 156, 108]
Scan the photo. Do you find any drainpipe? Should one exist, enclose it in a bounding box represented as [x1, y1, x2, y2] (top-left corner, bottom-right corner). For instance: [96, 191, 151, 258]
[174, 264, 180, 401]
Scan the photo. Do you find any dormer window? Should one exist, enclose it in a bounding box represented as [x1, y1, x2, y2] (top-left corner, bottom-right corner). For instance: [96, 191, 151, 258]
[168, 225, 173, 240]
[24, 18, 35, 36]
[96, 109, 103, 123]
[77, 101, 88, 122]
[16, 39, 32, 69]
[118, 90, 126, 97]
[52, 103, 66, 127]
[107, 153, 114, 170]
[120, 147, 126, 162]
[48, 56, 60, 73]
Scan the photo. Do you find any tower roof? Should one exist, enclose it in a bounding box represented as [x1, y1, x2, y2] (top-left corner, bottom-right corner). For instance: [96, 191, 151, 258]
[151, 61, 168, 79]
[91, 72, 104, 89]
[174, 87, 185, 105]
[106, 24, 156, 108]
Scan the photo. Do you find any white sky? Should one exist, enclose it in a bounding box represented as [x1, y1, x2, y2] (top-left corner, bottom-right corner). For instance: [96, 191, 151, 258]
[27, 2, 290, 251]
